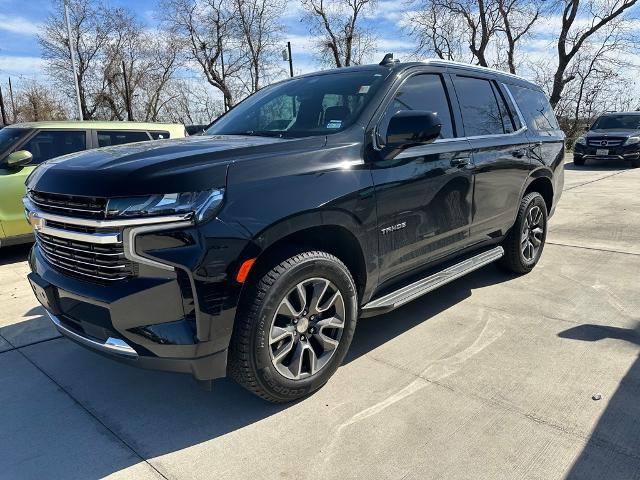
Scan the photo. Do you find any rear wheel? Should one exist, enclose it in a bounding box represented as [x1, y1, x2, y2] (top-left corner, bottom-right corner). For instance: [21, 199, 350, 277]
[573, 156, 585, 166]
[228, 250, 358, 402]
[630, 158, 640, 168]
[499, 192, 548, 274]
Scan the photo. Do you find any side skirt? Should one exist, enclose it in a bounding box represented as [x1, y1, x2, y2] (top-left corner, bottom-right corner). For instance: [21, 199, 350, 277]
[361, 246, 504, 317]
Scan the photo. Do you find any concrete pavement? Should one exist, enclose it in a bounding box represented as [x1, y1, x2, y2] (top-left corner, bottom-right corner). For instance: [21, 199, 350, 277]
[1, 157, 639, 479]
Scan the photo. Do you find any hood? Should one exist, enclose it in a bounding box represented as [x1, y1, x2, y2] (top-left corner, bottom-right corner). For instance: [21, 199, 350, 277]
[586, 129, 640, 137]
[27, 135, 308, 197]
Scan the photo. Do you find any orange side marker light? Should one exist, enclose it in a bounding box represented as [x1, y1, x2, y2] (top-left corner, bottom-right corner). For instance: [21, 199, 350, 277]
[236, 258, 256, 283]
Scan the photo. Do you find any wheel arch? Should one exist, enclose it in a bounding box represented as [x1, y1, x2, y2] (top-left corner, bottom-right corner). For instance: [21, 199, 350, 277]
[522, 169, 554, 214]
[239, 210, 374, 304]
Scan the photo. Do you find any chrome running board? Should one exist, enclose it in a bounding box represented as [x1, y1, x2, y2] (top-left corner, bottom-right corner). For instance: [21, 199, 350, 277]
[362, 246, 504, 316]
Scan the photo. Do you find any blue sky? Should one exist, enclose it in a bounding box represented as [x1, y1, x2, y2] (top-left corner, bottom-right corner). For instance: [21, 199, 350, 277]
[0, 0, 416, 85]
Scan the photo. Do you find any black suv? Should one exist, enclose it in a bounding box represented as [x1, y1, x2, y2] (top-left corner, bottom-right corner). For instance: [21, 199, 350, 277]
[25, 58, 564, 402]
[574, 112, 640, 167]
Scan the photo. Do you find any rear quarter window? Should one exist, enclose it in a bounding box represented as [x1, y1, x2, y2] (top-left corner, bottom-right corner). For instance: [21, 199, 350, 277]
[508, 85, 559, 133]
[97, 130, 151, 147]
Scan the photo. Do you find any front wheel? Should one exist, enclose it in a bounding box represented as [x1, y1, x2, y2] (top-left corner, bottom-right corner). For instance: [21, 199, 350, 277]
[573, 156, 585, 166]
[499, 192, 548, 274]
[228, 251, 358, 402]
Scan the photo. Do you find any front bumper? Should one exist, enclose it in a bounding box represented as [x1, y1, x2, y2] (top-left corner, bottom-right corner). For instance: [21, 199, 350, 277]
[574, 143, 640, 161]
[28, 216, 253, 381]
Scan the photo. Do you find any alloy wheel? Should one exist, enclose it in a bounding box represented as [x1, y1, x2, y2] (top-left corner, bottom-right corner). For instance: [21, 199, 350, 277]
[521, 205, 544, 262]
[268, 277, 345, 380]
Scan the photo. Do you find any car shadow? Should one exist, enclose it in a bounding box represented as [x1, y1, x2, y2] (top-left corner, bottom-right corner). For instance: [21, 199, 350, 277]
[6, 263, 516, 478]
[564, 160, 631, 171]
[0, 243, 31, 266]
[558, 323, 640, 478]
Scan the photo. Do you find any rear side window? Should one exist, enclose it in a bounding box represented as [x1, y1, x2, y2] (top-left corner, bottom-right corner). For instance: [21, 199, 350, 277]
[97, 131, 150, 147]
[149, 131, 170, 140]
[509, 85, 559, 133]
[453, 76, 510, 136]
[383, 74, 455, 139]
[22, 130, 87, 164]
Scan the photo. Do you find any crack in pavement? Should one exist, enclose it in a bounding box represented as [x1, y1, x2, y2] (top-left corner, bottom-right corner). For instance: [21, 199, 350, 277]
[4, 335, 170, 480]
[546, 241, 640, 257]
[563, 167, 633, 192]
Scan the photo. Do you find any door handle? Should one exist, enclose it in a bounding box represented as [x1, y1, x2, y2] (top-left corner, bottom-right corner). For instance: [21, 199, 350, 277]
[511, 149, 526, 158]
[450, 157, 470, 168]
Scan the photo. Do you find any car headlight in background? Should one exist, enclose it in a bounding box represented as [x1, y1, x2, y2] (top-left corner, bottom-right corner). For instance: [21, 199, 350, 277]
[574, 137, 586, 146]
[105, 189, 225, 223]
[623, 136, 640, 146]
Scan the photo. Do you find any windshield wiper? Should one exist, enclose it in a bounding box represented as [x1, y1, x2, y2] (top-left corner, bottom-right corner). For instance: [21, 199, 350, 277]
[221, 130, 289, 138]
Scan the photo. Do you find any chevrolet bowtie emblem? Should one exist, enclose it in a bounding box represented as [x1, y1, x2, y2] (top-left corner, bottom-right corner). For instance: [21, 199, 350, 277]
[27, 211, 44, 231]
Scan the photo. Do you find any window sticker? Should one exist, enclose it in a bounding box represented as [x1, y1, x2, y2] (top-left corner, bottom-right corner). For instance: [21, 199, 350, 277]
[358, 85, 370, 94]
[326, 120, 342, 129]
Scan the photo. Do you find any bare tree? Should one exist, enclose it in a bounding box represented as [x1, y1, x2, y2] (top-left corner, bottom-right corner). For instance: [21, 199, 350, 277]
[409, 0, 543, 72]
[409, 2, 469, 61]
[163, 0, 245, 110]
[496, 0, 542, 73]
[301, 0, 376, 67]
[13, 81, 67, 122]
[39, 0, 113, 119]
[547, 0, 639, 108]
[235, 0, 284, 93]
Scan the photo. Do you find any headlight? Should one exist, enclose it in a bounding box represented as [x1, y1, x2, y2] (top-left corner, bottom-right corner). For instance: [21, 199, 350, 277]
[575, 136, 586, 146]
[105, 189, 225, 223]
[624, 136, 640, 146]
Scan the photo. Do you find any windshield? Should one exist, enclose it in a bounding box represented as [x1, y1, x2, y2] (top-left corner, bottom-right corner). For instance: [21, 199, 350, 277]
[591, 115, 640, 130]
[0, 128, 30, 157]
[206, 71, 388, 138]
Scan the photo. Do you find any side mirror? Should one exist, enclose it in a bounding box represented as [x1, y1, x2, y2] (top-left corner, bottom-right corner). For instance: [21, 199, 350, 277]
[386, 111, 442, 150]
[5, 150, 33, 168]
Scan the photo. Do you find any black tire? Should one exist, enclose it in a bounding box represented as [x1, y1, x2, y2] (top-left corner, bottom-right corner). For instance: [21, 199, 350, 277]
[228, 250, 358, 402]
[498, 192, 548, 274]
[631, 158, 640, 168]
[573, 156, 585, 166]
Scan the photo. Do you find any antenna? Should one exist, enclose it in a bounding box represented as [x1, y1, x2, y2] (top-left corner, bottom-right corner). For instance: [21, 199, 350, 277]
[379, 53, 399, 66]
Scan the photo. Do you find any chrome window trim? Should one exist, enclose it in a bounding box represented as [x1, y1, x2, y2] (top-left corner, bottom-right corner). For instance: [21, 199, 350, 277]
[501, 83, 527, 131]
[48, 312, 138, 358]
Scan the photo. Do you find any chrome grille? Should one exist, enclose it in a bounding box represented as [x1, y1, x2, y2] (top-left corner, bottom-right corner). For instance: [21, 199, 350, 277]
[28, 191, 107, 219]
[587, 137, 626, 147]
[36, 231, 136, 282]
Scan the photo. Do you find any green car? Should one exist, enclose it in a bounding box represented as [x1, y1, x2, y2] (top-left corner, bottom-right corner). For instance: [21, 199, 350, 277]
[0, 121, 186, 247]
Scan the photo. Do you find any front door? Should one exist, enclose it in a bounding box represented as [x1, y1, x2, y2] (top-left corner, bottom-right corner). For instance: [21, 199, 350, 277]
[369, 72, 474, 285]
[0, 129, 88, 239]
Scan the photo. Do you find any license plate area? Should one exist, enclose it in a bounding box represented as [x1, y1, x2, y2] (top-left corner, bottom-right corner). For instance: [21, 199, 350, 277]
[28, 273, 61, 315]
[596, 149, 609, 156]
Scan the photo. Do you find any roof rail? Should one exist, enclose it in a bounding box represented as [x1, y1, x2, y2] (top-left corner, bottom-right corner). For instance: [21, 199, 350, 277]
[419, 59, 528, 82]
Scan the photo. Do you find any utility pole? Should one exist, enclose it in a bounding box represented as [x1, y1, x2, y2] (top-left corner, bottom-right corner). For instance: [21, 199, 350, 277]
[287, 41, 294, 77]
[0, 84, 7, 125]
[220, 49, 227, 112]
[121, 60, 133, 121]
[8, 78, 16, 123]
[64, 0, 83, 120]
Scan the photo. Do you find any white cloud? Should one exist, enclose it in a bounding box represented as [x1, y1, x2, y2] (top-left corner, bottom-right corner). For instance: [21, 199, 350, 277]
[0, 13, 41, 36]
[0, 55, 45, 76]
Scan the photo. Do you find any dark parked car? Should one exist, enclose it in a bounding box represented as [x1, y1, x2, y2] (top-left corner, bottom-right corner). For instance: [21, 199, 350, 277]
[25, 57, 564, 402]
[574, 112, 640, 167]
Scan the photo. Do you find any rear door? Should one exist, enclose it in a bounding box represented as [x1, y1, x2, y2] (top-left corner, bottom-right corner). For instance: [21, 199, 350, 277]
[506, 84, 565, 202]
[450, 74, 532, 243]
[369, 70, 475, 285]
